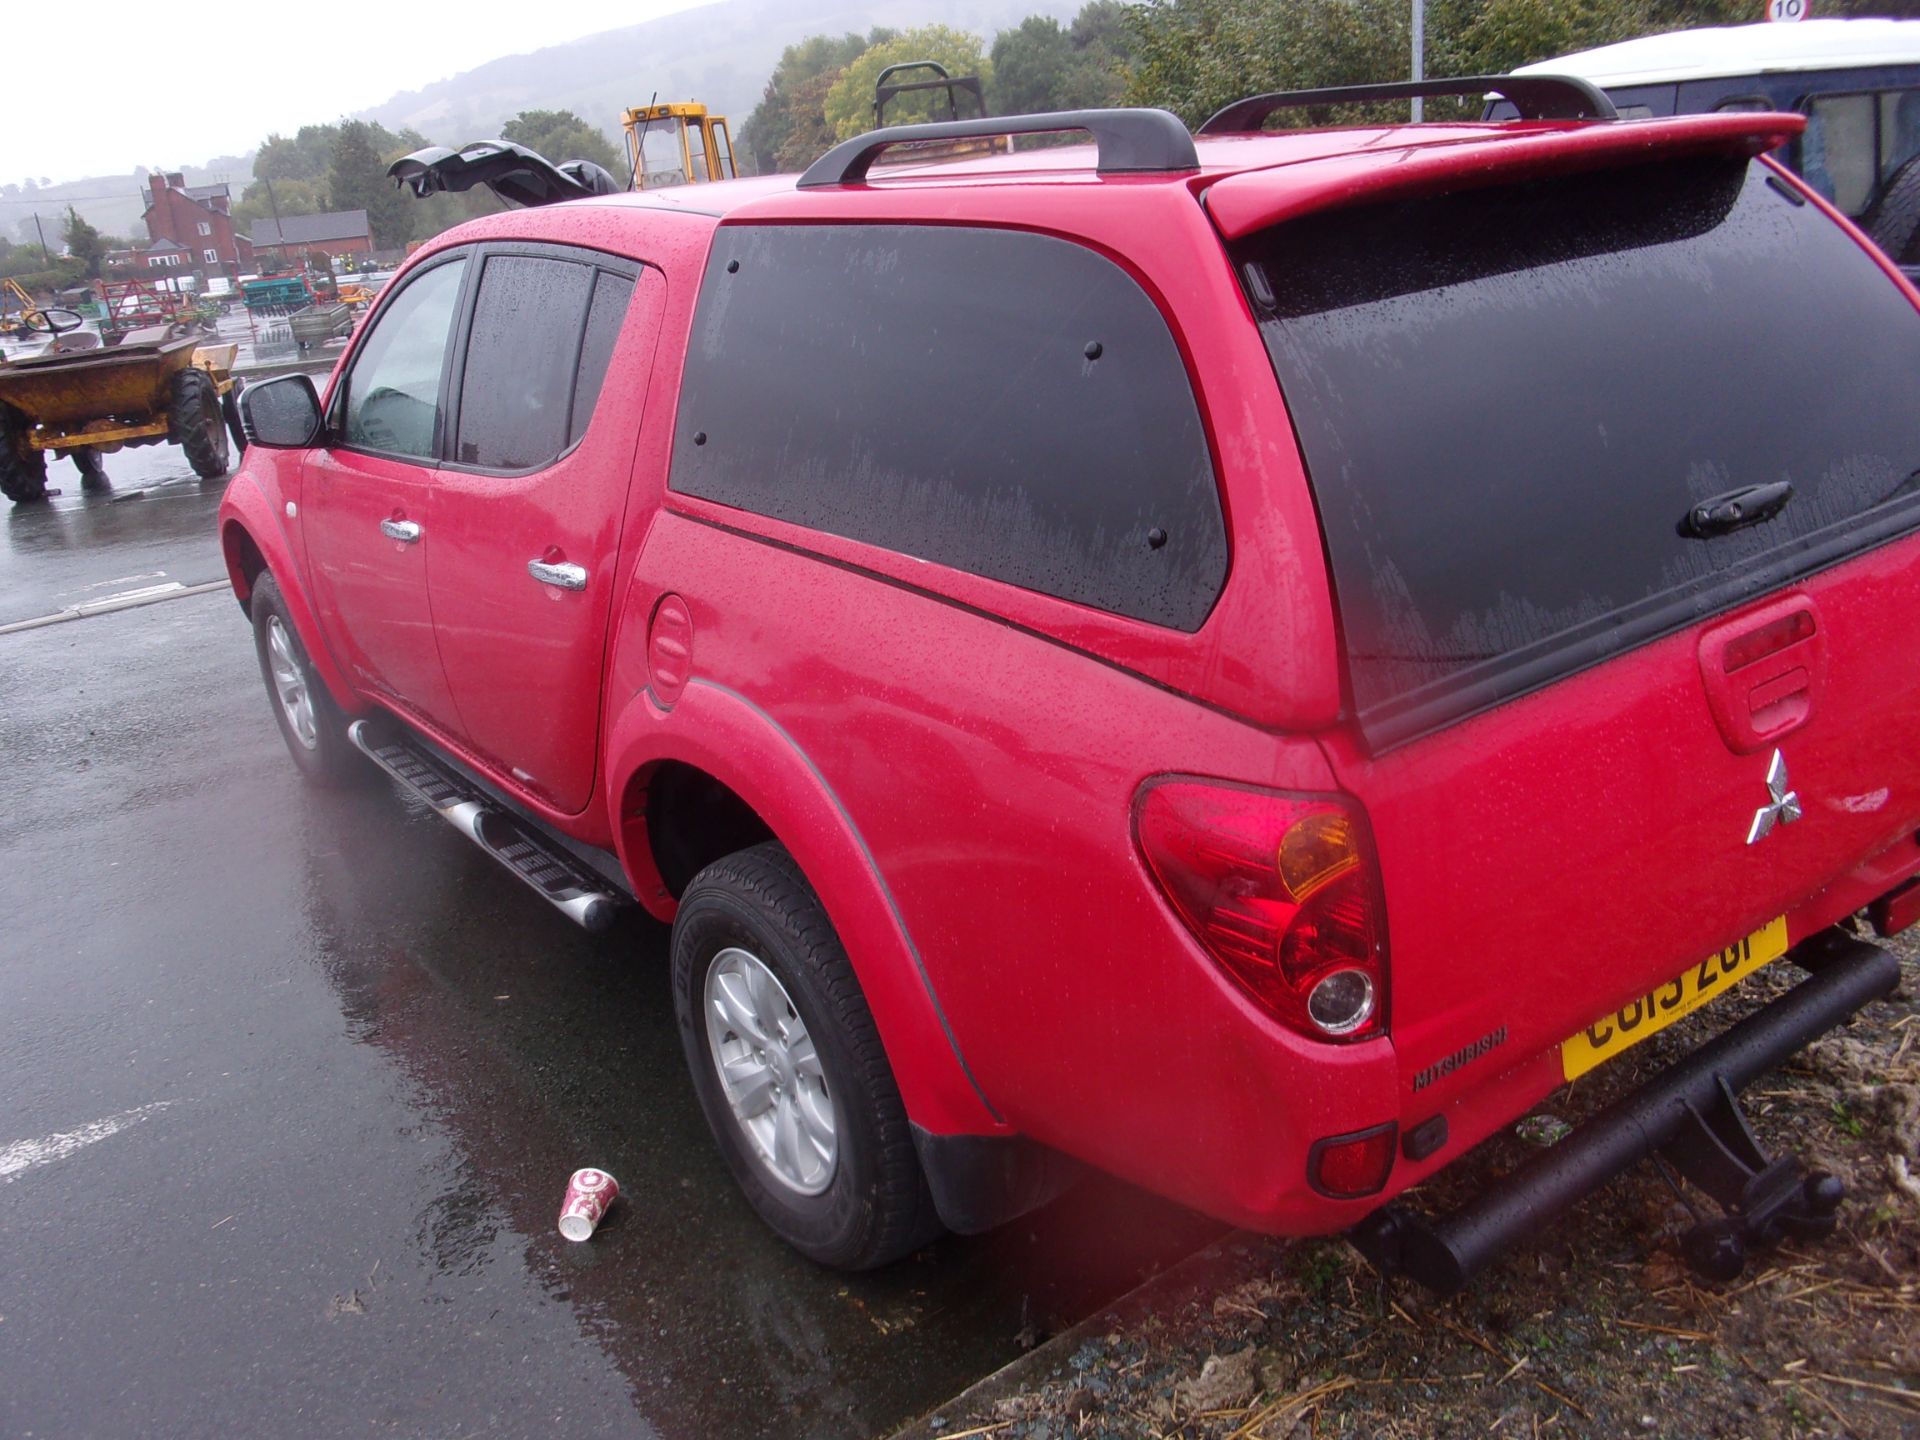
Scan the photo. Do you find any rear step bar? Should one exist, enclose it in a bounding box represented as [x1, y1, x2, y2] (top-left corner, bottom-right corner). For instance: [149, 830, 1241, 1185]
[1354, 930, 1900, 1294]
[347, 719, 623, 934]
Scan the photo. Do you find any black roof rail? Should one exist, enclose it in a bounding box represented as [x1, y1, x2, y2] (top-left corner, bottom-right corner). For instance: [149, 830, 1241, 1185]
[1198, 74, 1617, 133]
[798, 108, 1198, 189]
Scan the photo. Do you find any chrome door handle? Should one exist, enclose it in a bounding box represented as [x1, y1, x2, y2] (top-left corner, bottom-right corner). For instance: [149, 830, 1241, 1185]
[528, 559, 588, 591]
[380, 518, 422, 543]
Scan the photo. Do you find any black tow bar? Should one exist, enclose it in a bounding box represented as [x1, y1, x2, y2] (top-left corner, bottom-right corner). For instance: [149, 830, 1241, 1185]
[1352, 929, 1901, 1295]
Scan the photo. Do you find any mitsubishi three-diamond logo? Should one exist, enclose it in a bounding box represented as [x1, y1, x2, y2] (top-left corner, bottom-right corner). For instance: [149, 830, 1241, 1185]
[1745, 749, 1803, 846]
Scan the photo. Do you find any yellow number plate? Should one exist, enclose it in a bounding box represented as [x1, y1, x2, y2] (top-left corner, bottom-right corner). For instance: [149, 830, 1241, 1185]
[1561, 917, 1790, 1081]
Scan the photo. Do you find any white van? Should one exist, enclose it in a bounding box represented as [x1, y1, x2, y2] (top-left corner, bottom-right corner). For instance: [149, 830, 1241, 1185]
[1508, 20, 1920, 272]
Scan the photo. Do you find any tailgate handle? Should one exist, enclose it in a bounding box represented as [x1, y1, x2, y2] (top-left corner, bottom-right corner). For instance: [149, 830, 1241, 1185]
[1697, 597, 1823, 754]
[1681, 482, 1794, 539]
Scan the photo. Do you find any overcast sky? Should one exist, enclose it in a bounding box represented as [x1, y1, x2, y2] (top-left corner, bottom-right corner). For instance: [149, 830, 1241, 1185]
[10, 0, 709, 183]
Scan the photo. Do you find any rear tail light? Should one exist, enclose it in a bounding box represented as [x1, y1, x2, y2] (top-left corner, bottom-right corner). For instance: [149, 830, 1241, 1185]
[1134, 778, 1387, 1042]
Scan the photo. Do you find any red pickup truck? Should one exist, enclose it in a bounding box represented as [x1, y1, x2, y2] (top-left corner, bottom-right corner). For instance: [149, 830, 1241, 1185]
[219, 77, 1920, 1288]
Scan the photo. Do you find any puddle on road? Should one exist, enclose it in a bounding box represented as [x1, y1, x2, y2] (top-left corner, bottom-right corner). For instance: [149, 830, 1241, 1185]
[294, 785, 1225, 1438]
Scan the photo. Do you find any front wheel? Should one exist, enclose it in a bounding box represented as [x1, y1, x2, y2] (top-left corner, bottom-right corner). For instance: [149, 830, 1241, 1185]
[249, 571, 360, 785]
[170, 367, 231, 479]
[672, 842, 941, 1269]
[0, 404, 48, 504]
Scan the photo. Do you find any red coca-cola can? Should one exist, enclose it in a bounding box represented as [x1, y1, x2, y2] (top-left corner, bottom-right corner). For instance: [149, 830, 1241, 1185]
[557, 1167, 620, 1242]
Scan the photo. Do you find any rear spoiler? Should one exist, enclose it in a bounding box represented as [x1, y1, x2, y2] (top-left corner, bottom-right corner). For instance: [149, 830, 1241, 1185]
[1203, 112, 1804, 241]
[387, 141, 621, 209]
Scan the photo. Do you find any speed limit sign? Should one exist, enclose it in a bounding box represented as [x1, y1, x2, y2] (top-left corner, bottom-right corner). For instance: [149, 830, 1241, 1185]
[1769, 0, 1808, 20]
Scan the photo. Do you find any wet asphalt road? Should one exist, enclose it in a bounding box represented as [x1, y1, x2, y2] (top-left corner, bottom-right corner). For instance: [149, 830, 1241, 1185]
[0, 444, 1222, 1437]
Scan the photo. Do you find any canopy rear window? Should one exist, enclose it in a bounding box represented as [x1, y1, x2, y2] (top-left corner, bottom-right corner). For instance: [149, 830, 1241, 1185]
[1238, 156, 1920, 749]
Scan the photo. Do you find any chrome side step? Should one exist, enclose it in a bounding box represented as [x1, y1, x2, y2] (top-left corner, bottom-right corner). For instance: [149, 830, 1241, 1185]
[347, 719, 622, 933]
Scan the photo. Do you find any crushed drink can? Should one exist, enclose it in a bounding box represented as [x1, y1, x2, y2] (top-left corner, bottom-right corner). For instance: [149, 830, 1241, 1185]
[557, 1167, 620, 1242]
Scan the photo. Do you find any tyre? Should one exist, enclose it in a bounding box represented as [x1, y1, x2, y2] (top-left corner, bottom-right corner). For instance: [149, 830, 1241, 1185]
[72, 447, 109, 491]
[249, 572, 360, 785]
[222, 377, 247, 456]
[672, 842, 942, 1269]
[0, 404, 48, 504]
[1864, 154, 1920, 268]
[170, 366, 231, 479]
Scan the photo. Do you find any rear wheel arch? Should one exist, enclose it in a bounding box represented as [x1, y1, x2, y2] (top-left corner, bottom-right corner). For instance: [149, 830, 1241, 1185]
[603, 684, 1005, 1137]
[621, 759, 775, 916]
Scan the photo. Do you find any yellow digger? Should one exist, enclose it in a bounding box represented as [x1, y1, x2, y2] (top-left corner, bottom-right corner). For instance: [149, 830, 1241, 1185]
[621, 102, 737, 189]
[1, 277, 46, 342]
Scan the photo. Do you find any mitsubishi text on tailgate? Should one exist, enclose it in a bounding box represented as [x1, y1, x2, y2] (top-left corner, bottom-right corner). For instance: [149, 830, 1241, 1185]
[217, 76, 1920, 1286]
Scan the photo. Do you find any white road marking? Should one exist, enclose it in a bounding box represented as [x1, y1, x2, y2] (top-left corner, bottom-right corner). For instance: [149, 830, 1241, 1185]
[0, 578, 231, 636]
[0, 1101, 173, 1182]
[56, 570, 169, 598]
[73, 581, 186, 615]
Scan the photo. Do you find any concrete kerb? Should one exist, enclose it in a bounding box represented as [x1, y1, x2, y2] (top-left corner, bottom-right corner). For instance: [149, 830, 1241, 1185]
[886, 1232, 1286, 1440]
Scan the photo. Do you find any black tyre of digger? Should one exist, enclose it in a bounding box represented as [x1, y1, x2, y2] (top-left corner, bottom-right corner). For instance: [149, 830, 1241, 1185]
[0, 404, 49, 504]
[1865, 154, 1920, 268]
[72, 446, 109, 491]
[222, 377, 248, 456]
[170, 367, 231, 479]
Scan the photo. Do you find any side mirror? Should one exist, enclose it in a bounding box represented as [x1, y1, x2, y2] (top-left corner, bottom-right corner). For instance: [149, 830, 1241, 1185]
[237, 373, 324, 449]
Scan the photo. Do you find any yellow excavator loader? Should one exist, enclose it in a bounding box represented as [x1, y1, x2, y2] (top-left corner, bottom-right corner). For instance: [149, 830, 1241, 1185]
[621, 102, 737, 189]
[1, 277, 46, 341]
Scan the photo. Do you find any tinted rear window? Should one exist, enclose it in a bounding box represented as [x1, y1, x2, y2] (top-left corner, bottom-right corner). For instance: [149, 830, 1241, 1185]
[1239, 157, 1920, 748]
[455, 255, 595, 470]
[669, 224, 1227, 630]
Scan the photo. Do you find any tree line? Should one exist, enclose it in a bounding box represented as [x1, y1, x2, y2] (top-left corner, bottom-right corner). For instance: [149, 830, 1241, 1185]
[14, 0, 1920, 293]
[2, 109, 625, 292]
[240, 110, 622, 251]
[739, 0, 1920, 172]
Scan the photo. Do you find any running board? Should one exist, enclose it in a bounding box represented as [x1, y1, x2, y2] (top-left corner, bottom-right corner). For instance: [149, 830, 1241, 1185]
[347, 719, 622, 933]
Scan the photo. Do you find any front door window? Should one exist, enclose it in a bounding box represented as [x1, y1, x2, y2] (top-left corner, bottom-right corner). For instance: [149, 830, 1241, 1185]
[338, 258, 467, 459]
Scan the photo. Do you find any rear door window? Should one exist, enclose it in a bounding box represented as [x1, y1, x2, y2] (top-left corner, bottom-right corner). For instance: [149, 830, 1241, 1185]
[668, 224, 1227, 630]
[570, 271, 635, 447]
[1237, 156, 1920, 748]
[338, 257, 468, 459]
[453, 255, 596, 470]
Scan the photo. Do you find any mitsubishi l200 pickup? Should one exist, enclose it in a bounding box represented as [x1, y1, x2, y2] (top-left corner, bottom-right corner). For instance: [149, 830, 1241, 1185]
[220, 77, 1920, 1288]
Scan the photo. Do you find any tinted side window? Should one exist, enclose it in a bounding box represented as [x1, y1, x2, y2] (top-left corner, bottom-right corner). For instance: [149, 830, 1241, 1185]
[570, 271, 635, 446]
[455, 256, 596, 470]
[669, 225, 1227, 631]
[340, 258, 467, 459]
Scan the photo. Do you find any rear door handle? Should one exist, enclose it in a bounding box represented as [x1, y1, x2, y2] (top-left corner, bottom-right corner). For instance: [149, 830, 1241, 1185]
[380, 518, 422, 543]
[528, 559, 587, 591]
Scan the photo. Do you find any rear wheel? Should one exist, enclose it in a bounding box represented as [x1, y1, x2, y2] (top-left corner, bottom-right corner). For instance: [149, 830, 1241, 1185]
[170, 367, 231, 479]
[72, 447, 109, 491]
[672, 842, 942, 1269]
[249, 572, 360, 785]
[0, 404, 48, 504]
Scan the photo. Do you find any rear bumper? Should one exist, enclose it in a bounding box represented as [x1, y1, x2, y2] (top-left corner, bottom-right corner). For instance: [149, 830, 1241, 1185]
[1351, 929, 1899, 1293]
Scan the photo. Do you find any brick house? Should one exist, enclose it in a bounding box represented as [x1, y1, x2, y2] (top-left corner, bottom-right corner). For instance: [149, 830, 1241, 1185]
[141, 172, 253, 279]
[250, 211, 374, 269]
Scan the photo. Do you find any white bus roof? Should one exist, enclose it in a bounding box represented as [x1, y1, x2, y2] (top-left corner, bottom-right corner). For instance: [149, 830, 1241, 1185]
[1512, 19, 1920, 88]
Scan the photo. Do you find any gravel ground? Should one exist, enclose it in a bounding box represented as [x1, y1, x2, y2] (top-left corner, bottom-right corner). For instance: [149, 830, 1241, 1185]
[896, 928, 1920, 1440]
